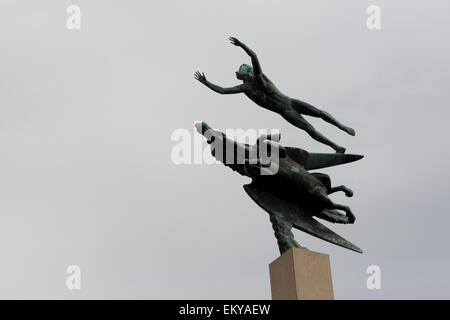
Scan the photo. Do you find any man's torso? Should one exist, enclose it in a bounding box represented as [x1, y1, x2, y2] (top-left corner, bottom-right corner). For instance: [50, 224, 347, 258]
[243, 76, 290, 113]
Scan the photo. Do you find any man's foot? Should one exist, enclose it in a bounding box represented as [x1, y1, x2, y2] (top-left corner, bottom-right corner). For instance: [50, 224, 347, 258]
[344, 127, 356, 136]
[335, 146, 346, 153]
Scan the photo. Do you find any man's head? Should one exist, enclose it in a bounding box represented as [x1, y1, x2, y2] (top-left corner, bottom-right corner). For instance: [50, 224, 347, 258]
[235, 64, 253, 81]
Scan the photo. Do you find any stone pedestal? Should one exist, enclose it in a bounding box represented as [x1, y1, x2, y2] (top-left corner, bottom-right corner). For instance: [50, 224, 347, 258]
[269, 247, 334, 300]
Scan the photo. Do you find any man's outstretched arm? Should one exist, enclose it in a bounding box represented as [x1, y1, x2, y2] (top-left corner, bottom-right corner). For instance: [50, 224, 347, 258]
[229, 37, 262, 76]
[194, 71, 244, 94]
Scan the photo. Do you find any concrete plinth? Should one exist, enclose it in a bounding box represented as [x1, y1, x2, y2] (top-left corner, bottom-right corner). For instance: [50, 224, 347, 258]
[269, 247, 334, 300]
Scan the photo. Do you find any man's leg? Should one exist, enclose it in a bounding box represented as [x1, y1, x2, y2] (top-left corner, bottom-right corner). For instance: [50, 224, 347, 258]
[291, 99, 355, 136]
[282, 110, 346, 153]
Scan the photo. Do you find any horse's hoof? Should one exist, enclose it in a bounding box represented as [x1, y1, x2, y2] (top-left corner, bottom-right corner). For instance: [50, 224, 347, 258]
[346, 212, 356, 224]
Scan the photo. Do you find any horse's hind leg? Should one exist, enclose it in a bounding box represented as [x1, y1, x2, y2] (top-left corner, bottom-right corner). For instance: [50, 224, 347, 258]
[312, 173, 353, 197]
[311, 186, 356, 223]
[330, 202, 356, 223]
[329, 185, 353, 197]
[316, 209, 350, 224]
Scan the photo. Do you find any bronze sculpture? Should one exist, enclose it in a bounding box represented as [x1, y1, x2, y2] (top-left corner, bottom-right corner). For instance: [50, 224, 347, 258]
[195, 122, 363, 254]
[194, 37, 363, 254]
[195, 37, 355, 153]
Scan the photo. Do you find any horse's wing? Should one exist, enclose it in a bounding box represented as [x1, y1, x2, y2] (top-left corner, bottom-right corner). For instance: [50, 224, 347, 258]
[244, 182, 363, 253]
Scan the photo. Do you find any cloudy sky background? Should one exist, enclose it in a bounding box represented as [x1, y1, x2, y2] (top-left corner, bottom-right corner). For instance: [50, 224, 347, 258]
[0, 0, 449, 299]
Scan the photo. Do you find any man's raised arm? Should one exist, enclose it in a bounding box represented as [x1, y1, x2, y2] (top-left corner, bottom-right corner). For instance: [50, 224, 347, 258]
[229, 37, 262, 76]
[194, 71, 244, 94]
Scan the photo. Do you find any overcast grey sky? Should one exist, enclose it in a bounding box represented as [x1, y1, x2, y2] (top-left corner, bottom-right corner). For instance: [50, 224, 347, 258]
[0, 0, 449, 299]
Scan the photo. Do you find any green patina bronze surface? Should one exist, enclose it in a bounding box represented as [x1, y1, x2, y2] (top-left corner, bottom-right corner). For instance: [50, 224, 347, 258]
[195, 122, 363, 254]
[195, 37, 355, 153]
[193, 37, 363, 254]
